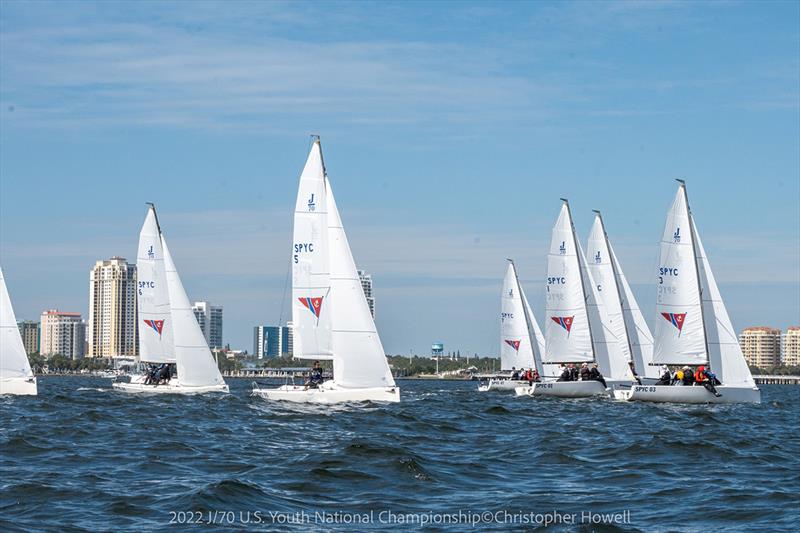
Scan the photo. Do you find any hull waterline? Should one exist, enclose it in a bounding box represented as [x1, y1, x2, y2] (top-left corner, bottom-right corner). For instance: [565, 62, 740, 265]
[253, 382, 400, 404]
[0, 376, 38, 396]
[478, 379, 530, 392]
[515, 380, 609, 398]
[112, 378, 228, 395]
[614, 384, 761, 404]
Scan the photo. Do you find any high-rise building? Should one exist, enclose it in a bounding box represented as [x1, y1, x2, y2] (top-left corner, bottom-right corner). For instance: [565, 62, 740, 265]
[17, 320, 40, 355]
[88, 257, 137, 358]
[40, 310, 86, 359]
[781, 327, 800, 366]
[357, 270, 375, 319]
[192, 302, 223, 349]
[253, 324, 293, 359]
[739, 327, 781, 368]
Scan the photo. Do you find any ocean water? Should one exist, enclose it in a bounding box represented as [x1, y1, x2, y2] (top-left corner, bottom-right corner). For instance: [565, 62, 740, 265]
[0, 377, 798, 532]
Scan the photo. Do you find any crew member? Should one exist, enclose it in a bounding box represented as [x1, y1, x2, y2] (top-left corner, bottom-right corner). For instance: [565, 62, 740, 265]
[656, 365, 672, 386]
[306, 361, 324, 389]
[589, 363, 607, 388]
[579, 362, 591, 381]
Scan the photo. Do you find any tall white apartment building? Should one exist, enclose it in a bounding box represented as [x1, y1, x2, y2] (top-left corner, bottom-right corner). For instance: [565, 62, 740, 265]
[192, 301, 223, 349]
[739, 327, 781, 368]
[88, 257, 137, 358]
[40, 310, 86, 359]
[357, 270, 375, 319]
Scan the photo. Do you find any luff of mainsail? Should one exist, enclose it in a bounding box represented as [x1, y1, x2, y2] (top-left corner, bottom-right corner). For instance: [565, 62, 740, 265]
[292, 138, 333, 361]
[161, 236, 226, 388]
[652, 181, 708, 366]
[137, 205, 175, 364]
[326, 173, 395, 389]
[0, 267, 34, 381]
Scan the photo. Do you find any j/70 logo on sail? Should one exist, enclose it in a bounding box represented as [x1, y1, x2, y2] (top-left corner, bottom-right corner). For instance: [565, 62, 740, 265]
[551, 316, 574, 334]
[661, 312, 686, 332]
[143, 319, 164, 336]
[307, 194, 315, 212]
[299, 297, 323, 319]
[504, 340, 521, 352]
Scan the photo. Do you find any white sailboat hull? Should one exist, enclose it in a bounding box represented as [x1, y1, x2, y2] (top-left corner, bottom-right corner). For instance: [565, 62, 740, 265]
[0, 377, 38, 396]
[113, 375, 228, 395]
[478, 379, 529, 392]
[515, 380, 609, 398]
[253, 381, 400, 404]
[614, 384, 761, 404]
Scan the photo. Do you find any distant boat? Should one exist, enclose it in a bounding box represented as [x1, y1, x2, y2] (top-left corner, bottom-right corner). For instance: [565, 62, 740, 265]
[0, 267, 37, 396]
[113, 205, 228, 394]
[479, 260, 557, 392]
[616, 181, 760, 404]
[253, 137, 399, 403]
[586, 211, 660, 384]
[516, 199, 635, 398]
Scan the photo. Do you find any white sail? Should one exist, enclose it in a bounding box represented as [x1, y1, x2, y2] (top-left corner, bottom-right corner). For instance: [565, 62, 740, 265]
[292, 141, 334, 361]
[543, 202, 594, 363]
[0, 267, 34, 380]
[500, 262, 536, 371]
[137, 207, 175, 363]
[586, 215, 632, 365]
[692, 218, 755, 386]
[652, 184, 707, 365]
[577, 238, 633, 381]
[161, 236, 226, 388]
[326, 176, 396, 389]
[610, 244, 659, 379]
[520, 283, 560, 378]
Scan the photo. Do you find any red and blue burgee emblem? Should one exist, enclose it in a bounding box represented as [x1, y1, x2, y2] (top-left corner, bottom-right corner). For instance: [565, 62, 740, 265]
[504, 340, 521, 352]
[143, 319, 164, 336]
[661, 312, 686, 332]
[299, 297, 323, 318]
[551, 316, 574, 334]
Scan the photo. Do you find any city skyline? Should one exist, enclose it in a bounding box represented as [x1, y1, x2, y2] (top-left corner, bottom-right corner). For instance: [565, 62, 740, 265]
[1, 1, 798, 353]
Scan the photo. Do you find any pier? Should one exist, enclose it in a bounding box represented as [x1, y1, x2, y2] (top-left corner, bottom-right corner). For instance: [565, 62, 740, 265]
[753, 375, 800, 385]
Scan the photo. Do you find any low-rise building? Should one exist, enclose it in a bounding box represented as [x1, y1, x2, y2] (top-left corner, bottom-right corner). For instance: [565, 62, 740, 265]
[739, 327, 781, 368]
[781, 327, 800, 366]
[40, 310, 86, 360]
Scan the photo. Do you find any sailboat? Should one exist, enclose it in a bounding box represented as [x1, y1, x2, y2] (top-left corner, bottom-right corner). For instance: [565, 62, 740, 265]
[479, 260, 557, 392]
[617, 181, 760, 404]
[252, 137, 399, 403]
[586, 211, 661, 385]
[516, 199, 635, 398]
[113, 205, 229, 394]
[0, 267, 37, 396]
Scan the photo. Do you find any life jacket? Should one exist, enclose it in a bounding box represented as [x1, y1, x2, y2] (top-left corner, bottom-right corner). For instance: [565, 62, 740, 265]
[695, 369, 706, 382]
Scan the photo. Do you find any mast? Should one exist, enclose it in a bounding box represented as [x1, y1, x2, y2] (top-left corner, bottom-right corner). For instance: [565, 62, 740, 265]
[593, 209, 635, 368]
[508, 258, 541, 374]
[146, 202, 162, 235]
[678, 179, 711, 367]
[562, 198, 596, 362]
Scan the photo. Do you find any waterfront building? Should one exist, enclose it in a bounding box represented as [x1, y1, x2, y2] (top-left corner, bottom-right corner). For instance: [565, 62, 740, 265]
[253, 324, 293, 359]
[88, 257, 137, 358]
[357, 270, 375, 319]
[193, 301, 223, 349]
[40, 310, 86, 359]
[739, 327, 781, 368]
[17, 320, 40, 355]
[781, 327, 800, 366]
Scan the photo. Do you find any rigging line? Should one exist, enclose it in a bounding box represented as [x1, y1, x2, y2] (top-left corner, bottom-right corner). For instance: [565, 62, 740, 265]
[277, 255, 291, 327]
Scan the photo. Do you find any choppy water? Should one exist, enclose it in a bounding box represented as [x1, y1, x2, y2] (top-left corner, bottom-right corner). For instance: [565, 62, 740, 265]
[1, 378, 798, 531]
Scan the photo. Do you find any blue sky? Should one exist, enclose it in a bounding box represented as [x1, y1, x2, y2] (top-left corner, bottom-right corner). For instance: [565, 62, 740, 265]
[1, 0, 798, 355]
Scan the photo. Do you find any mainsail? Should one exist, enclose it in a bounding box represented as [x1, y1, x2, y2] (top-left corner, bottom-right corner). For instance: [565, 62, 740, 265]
[0, 267, 34, 381]
[137, 206, 175, 364]
[292, 141, 333, 360]
[652, 183, 708, 365]
[500, 261, 537, 372]
[543, 201, 594, 363]
[162, 236, 226, 388]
